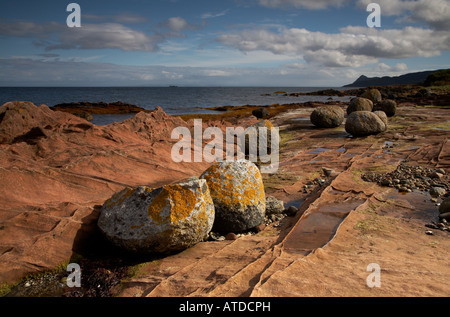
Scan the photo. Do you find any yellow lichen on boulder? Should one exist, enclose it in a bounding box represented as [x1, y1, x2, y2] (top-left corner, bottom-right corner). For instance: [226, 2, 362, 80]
[98, 178, 215, 254]
[200, 160, 266, 233]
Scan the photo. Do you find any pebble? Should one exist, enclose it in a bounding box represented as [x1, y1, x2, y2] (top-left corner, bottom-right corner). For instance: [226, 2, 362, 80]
[285, 206, 298, 217]
[425, 230, 434, 235]
[362, 163, 449, 195]
[225, 233, 238, 241]
[253, 223, 266, 233]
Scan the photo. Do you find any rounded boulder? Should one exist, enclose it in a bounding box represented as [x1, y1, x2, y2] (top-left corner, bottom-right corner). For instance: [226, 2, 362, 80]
[345, 111, 387, 137]
[310, 106, 345, 128]
[98, 178, 215, 254]
[347, 97, 373, 115]
[373, 111, 388, 131]
[265, 196, 285, 216]
[200, 160, 266, 232]
[373, 99, 397, 117]
[252, 108, 269, 119]
[361, 88, 382, 103]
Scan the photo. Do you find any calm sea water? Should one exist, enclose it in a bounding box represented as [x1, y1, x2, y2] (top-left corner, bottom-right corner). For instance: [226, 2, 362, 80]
[0, 87, 352, 125]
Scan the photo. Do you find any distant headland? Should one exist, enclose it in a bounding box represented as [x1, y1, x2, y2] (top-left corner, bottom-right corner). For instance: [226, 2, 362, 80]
[343, 69, 444, 87]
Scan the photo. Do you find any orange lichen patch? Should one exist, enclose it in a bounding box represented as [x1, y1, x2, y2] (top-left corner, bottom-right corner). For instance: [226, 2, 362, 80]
[201, 162, 265, 211]
[260, 120, 274, 129]
[103, 187, 135, 208]
[147, 185, 198, 225]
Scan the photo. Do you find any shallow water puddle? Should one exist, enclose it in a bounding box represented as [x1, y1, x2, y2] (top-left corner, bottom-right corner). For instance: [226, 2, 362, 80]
[283, 198, 365, 254]
[308, 147, 332, 155]
[384, 189, 439, 222]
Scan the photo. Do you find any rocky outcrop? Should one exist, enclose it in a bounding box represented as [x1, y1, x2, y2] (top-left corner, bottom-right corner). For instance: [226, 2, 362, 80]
[347, 97, 373, 115]
[345, 111, 387, 137]
[98, 179, 215, 254]
[0, 101, 222, 285]
[310, 106, 345, 128]
[200, 160, 266, 232]
[52, 101, 149, 115]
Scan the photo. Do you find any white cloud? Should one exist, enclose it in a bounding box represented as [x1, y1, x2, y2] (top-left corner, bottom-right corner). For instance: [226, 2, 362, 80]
[258, 0, 350, 9]
[161, 17, 203, 33]
[51, 23, 161, 51]
[0, 21, 162, 52]
[83, 13, 149, 24]
[0, 17, 204, 52]
[0, 57, 349, 86]
[217, 25, 450, 67]
[201, 9, 230, 19]
[199, 69, 233, 77]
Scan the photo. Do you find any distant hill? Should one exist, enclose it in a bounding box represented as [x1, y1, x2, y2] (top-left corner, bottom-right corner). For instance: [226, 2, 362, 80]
[343, 70, 441, 87]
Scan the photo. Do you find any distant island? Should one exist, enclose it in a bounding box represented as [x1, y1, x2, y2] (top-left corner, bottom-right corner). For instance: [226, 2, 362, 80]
[343, 69, 442, 87]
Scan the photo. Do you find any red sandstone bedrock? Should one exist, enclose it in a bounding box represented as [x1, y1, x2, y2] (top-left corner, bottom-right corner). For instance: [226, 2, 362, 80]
[0, 101, 252, 285]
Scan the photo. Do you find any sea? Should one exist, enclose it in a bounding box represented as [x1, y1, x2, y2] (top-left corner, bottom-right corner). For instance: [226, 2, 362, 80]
[0, 87, 352, 125]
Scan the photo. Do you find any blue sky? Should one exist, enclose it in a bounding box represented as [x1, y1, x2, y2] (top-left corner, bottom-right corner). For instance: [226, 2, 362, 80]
[0, 0, 449, 86]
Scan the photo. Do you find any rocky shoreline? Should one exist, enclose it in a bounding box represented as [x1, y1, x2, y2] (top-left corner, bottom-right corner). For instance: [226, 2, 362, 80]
[1, 83, 449, 297]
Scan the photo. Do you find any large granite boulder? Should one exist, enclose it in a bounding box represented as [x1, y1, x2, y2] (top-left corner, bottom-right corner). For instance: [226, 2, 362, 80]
[347, 97, 373, 115]
[200, 160, 266, 232]
[98, 178, 215, 254]
[373, 99, 397, 117]
[310, 106, 345, 128]
[345, 111, 387, 137]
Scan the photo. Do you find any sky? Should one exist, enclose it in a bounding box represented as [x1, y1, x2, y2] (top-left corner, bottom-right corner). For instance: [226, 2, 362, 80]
[0, 0, 449, 87]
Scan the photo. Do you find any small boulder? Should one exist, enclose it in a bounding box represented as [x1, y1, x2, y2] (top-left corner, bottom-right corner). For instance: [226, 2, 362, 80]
[373, 111, 388, 131]
[439, 196, 450, 215]
[98, 178, 215, 254]
[430, 187, 446, 197]
[243, 120, 279, 155]
[285, 206, 298, 217]
[373, 100, 396, 117]
[265, 196, 285, 216]
[345, 111, 387, 137]
[347, 97, 373, 115]
[361, 88, 382, 103]
[252, 108, 269, 119]
[200, 160, 266, 233]
[310, 106, 345, 128]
